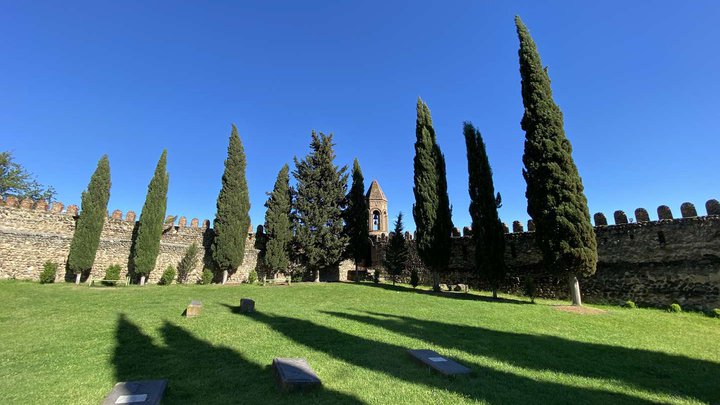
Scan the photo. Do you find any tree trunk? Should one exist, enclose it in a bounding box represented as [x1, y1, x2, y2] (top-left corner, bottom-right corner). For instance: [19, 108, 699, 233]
[314, 269, 320, 282]
[492, 289, 498, 299]
[75, 273, 81, 285]
[222, 270, 228, 285]
[569, 274, 582, 306]
[140, 275, 146, 286]
[432, 271, 440, 292]
[262, 274, 267, 285]
[355, 261, 359, 283]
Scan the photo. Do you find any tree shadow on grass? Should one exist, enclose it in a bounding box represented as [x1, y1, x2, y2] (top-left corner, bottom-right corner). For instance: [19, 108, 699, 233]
[243, 310, 661, 404]
[348, 281, 532, 305]
[112, 314, 361, 405]
[322, 310, 720, 404]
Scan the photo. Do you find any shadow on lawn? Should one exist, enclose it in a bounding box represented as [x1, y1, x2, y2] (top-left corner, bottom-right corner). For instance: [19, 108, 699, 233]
[349, 281, 533, 305]
[322, 310, 720, 404]
[112, 314, 361, 405]
[243, 310, 662, 404]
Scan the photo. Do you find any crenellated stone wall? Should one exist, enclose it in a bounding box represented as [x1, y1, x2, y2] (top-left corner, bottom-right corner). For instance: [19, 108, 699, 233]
[370, 200, 720, 310]
[0, 197, 258, 284]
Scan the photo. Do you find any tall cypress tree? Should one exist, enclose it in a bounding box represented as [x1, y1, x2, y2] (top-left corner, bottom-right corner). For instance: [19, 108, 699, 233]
[344, 159, 369, 282]
[263, 164, 292, 282]
[212, 124, 251, 284]
[293, 131, 348, 281]
[133, 150, 169, 285]
[516, 16, 597, 306]
[67, 155, 111, 284]
[412, 98, 453, 292]
[384, 212, 408, 286]
[464, 122, 505, 298]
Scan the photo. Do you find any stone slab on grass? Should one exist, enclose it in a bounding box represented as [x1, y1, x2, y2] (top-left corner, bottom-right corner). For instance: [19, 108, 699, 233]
[184, 300, 202, 317]
[272, 358, 321, 392]
[407, 349, 472, 376]
[240, 298, 255, 313]
[102, 379, 167, 405]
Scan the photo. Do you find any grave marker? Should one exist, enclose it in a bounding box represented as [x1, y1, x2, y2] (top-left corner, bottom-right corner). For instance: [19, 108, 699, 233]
[272, 358, 321, 392]
[407, 349, 472, 376]
[102, 379, 167, 405]
[240, 298, 255, 313]
[185, 300, 202, 317]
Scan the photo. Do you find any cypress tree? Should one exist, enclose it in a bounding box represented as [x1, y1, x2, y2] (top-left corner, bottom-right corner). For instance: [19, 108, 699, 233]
[263, 164, 292, 283]
[293, 131, 348, 281]
[464, 122, 505, 298]
[133, 150, 169, 285]
[67, 155, 111, 284]
[344, 159, 369, 282]
[384, 212, 408, 286]
[412, 98, 453, 292]
[515, 16, 597, 306]
[212, 124, 251, 284]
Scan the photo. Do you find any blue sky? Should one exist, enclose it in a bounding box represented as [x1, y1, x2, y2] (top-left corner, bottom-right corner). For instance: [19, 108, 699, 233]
[2, 1, 719, 231]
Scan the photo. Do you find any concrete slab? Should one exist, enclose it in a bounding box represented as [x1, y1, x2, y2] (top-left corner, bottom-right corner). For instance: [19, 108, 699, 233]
[272, 358, 321, 392]
[102, 379, 167, 405]
[407, 349, 472, 376]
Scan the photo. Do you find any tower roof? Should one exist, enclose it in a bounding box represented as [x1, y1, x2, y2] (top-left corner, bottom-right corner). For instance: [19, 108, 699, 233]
[366, 179, 387, 201]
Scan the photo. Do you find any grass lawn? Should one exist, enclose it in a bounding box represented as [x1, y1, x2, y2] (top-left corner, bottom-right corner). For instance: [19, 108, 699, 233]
[0, 281, 718, 404]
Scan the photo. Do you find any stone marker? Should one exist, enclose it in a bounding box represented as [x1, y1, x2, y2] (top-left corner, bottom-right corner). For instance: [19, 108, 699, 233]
[438, 284, 448, 292]
[407, 349, 472, 376]
[240, 298, 255, 313]
[453, 284, 467, 292]
[102, 379, 167, 405]
[185, 300, 202, 317]
[272, 358, 321, 392]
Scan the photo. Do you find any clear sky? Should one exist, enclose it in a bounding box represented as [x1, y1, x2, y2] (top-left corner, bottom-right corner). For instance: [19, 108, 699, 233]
[2, 1, 719, 231]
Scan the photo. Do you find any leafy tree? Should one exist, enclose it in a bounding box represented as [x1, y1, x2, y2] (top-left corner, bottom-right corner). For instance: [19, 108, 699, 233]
[0, 151, 56, 201]
[384, 212, 408, 286]
[132, 150, 169, 285]
[263, 164, 293, 282]
[412, 98, 453, 292]
[463, 122, 505, 298]
[293, 131, 348, 281]
[67, 155, 111, 284]
[212, 125, 251, 284]
[344, 159, 369, 282]
[177, 242, 199, 284]
[516, 16, 597, 306]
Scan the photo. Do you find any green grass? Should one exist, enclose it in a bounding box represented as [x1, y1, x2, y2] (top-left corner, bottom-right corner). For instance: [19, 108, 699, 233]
[0, 281, 718, 404]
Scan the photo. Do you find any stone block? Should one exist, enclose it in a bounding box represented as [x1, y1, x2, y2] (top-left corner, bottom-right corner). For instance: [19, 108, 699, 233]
[634, 208, 650, 223]
[438, 284, 448, 291]
[453, 284, 467, 292]
[240, 298, 255, 313]
[272, 358, 321, 392]
[102, 379, 167, 405]
[185, 300, 202, 317]
[407, 349, 472, 376]
[680, 202, 697, 218]
[594, 213, 607, 226]
[512, 221, 523, 233]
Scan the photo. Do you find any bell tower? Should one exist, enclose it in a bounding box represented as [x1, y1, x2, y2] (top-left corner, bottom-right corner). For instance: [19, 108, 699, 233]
[366, 179, 388, 236]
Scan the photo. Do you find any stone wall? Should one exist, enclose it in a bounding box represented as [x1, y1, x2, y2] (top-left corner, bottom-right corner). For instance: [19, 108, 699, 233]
[370, 200, 720, 310]
[0, 197, 258, 284]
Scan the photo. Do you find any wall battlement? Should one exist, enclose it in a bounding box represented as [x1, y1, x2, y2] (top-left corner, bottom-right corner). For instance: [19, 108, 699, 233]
[0, 196, 257, 284]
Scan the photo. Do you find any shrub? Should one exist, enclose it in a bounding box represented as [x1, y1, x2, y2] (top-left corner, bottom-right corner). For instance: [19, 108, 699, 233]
[177, 243, 198, 284]
[624, 300, 636, 309]
[669, 303, 682, 313]
[711, 308, 720, 318]
[39, 261, 58, 284]
[410, 269, 419, 288]
[523, 276, 537, 303]
[104, 264, 121, 280]
[102, 264, 122, 286]
[159, 266, 176, 285]
[201, 268, 213, 285]
[247, 270, 258, 284]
